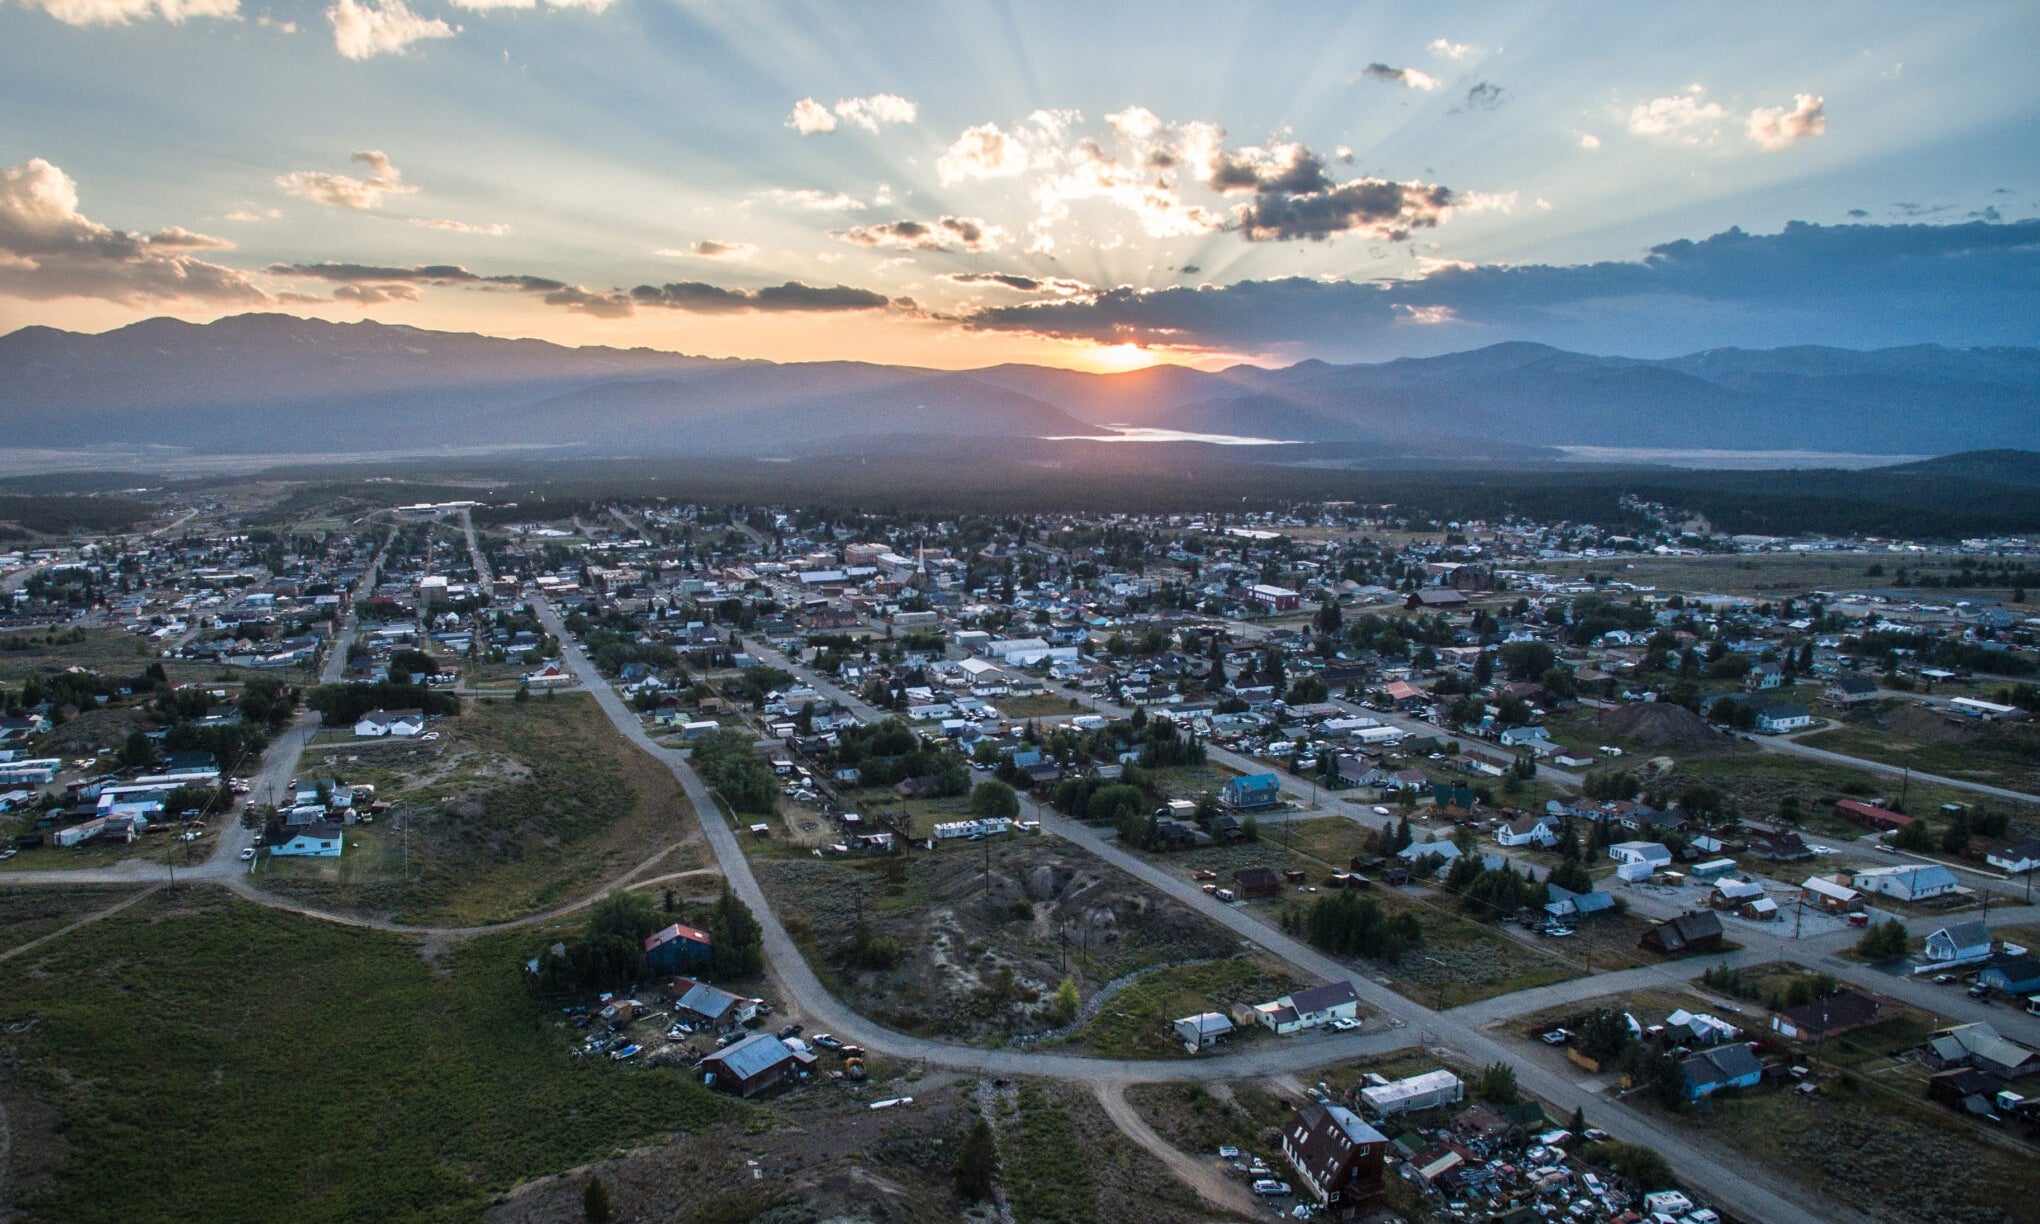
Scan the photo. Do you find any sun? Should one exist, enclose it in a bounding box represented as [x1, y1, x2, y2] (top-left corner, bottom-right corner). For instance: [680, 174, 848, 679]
[1073, 342, 1160, 373]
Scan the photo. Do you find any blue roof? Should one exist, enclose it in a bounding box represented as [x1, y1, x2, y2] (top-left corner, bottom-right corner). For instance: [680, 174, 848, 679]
[1228, 773, 1281, 792]
[709, 1032, 794, 1080]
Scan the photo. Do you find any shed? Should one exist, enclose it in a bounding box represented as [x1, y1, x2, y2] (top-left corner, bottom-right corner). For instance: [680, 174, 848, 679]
[1359, 1069, 1463, 1117]
[700, 1033, 800, 1098]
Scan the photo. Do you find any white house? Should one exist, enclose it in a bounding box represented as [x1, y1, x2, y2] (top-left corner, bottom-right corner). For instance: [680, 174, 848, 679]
[1248, 981, 1360, 1035]
[354, 708, 425, 738]
[1173, 1011, 1234, 1052]
[1608, 840, 1673, 869]
[1987, 839, 2040, 875]
[1853, 863, 1960, 903]
[270, 822, 344, 857]
[1495, 813, 1559, 849]
[522, 661, 572, 687]
[1755, 703, 1814, 733]
[1498, 725, 1552, 748]
[1924, 920, 1994, 966]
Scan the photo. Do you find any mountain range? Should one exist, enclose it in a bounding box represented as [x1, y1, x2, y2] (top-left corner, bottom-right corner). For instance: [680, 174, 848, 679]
[2, 313, 2035, 462]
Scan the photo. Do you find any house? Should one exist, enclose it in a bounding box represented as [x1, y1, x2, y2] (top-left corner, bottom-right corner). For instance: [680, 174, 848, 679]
[269, 821, 343, 857]
[1751, 831, 1815, 861]
[643, 922, 714, 974]
[1281, 1104, 1387, 1217]
[1987, 839, 2040, 875]
[1334, 755, 1393, 790]
[1800, 875, 1865, 913]
[669, 977, 758, 1029]
[1608, 840, 1673, 869]
[1770, 989, 1883, 1041]
[1461, 750, 1512, 778]
[1232, 866, 1283, 900]
[1640, 910, 1724, 956]
[352, 705, 424, 734]
[1498, 725, 1551, 748]
[1494, 813, 1559, 848]
[1922, 1023, 2040, 1079]
[1853, 863, 1960, 903]
[1745, 661, 1785, 690]
[1172, 1011, 1234, 1052]
[1924, 920, 1995, 966]
[1405, 589, 1468, 611]
[1222, 773, 1283, 811]
[1358, 1069, 1463, 1116]
[1543, 885, 1615, 921]
[1834, 798, 1914, 831]
[1680, 1043, 1764, 1099]
[1976, 954, 2040, 998]
[1710, 877, 1767, 910]
[1248, 981, 1360, 1035]
[1753, 702, 1813, 733]
[522, 660, 572, 687]
[1825, 674, 1880, 705]
[700, 1032, 801, 1097]
[1664, 1008, 1742, 1045]
[1928, 1066, 2006, 1117]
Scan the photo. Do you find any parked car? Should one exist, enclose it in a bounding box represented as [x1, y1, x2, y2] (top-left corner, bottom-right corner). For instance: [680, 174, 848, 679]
[777, 1023, 803, 1039]
[837, 1044, 865, 1058]
[1252, 1179, 1292, 1197]
[1933, 973, 1956, 985]
[610, 1043, 642, 1061]
[1541, 1027, 1572, 1045]
[238, 847, 256, 861]
[812, 1033, 843, 1050]
[1329, 1017, 1361, 1032]
[1216, 1145, 1240, 1160]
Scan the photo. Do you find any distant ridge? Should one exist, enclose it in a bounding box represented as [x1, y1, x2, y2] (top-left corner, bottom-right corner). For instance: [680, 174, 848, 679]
[0, 313, 2034, 460]
[1872, 449, 2040, 486]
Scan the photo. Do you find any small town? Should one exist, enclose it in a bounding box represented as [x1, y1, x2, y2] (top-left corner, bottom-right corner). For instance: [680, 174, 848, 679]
[2, 482, 2037, 1224]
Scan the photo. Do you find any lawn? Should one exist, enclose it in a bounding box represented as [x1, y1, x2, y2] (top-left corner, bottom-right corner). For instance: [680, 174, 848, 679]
[1066, 956, 1308, 1059]
[0, 892, 743, 1224]
[257, 692, 709, 925]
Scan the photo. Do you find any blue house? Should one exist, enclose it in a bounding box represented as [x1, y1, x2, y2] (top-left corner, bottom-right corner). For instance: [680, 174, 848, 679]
[1977, 953, 2040, 998]
[1681, 1043, 1763, 1099]
[1222, 773, 1283, 811]
[644, 922, 715, 974]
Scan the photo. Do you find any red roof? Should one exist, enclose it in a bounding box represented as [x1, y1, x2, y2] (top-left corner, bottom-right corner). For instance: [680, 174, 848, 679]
[1834, 799, 1913, 828]
[644, 922, 714, 951]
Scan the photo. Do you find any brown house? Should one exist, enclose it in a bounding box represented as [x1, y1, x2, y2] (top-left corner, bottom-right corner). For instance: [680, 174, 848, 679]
[699, 1032, 804, 1098]
[1770, 988, 1883, 1042]
[1640, 910, 1725, 956]
[1281, 1103, 1387, 1217]
[1233, 866, 1282, 899]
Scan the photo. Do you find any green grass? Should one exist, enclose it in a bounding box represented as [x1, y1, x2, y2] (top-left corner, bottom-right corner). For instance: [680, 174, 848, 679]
[1069, 956, 1304, 1058]
[1799, 718, 2040, 798]
[0, 892, 743, 1224]
[0, 885, 144, 953]
[1003, 1083, 1097, 1224]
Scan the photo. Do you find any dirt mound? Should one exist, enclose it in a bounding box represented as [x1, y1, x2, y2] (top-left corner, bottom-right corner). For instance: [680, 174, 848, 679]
[38, 706, 153, 757]
[1599, 702, 1732, 753]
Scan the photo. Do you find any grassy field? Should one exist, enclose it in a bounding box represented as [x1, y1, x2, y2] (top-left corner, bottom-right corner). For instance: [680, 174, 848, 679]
[258, 692, 708, 925]
[1065, 956, 1308, 1059]
[1799, 710, 2040, 800]
[0, 891, 743, 1224]
[1531, 552, 1956, 597]
[0, 626, 157, 682]
[0, 884, 145, 954]
[1664, 749, 2040, 836]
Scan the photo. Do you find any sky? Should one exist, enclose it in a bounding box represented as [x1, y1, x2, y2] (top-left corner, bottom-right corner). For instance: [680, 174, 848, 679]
[1, 0, 2037, 370]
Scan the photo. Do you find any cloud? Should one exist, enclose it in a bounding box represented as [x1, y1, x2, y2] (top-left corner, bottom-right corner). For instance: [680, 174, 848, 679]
[1628, 85, 1727, 143]
[938, 121, 1035, 183]
[786, 98, 837, 135]
[409, 217, 510, 235]
[789, 93, 917, 135]
[958, 219, 2040, 359]
[0, 157, 267, 305]
[273, 258, 898, 319]
[657, 240, 757, 260]
[277, 150, 417, 210]
[833, 216, 1000, 253]
[1456, 81, 1505, 112]
[327, 0, 454, 60]
[1229, 166, 1454, 243]
[1847, 208, 1870, 218]
[1429, 37, 1474, 60]
[627, 281, 894, 314]
[1579, 133, 1601, 151]
[333, 282, 419, 304]
[753, 187, 866, 212]
[1747, 93, 1827, 151]
[224, 208, 282, 222]
[447, 0, 612, 11]
[1358, 63, 1441, 91]
[943, 271, 1092, 296]
[18, 0, 235, 24]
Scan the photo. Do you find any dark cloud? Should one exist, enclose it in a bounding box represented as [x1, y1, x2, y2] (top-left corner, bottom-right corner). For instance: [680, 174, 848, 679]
[1179, 264, 1202, 275]
[1232, 178, 1453, 243]
[1846, 209, 1870, 219]
[833, 216, 998, 252]
[1456, 81, 1505, 112]
[961, 219, 2040, 359]
[630, 281, 893, 314]
[943, 272, 1093, 295]
[1356, 62, 1440, 91]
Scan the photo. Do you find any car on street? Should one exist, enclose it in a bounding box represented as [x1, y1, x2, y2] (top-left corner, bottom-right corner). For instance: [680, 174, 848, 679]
[238, 847, 256, 861]
[1969, 983, 1992, 999]
[1252, 1179, 1291, 1197]
[1372, 806, 1390, 815]
[1934, 974, 1956, 985]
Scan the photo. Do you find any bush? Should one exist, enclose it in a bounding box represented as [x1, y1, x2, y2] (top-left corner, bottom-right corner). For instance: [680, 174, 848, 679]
[954, 1118, 1000, 1201]
[1856, 917, 1910, 961]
